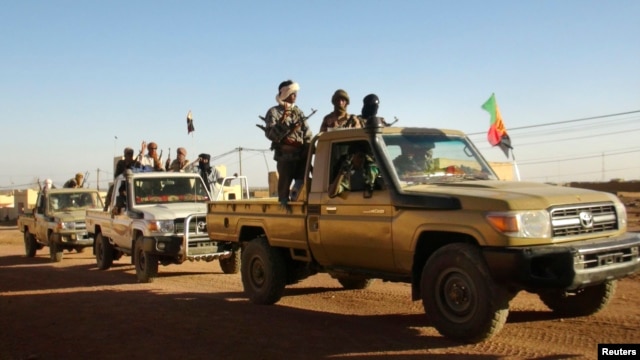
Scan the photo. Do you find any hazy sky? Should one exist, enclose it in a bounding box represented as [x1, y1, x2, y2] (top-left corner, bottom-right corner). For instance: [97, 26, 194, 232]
[2, 0, 639, 189]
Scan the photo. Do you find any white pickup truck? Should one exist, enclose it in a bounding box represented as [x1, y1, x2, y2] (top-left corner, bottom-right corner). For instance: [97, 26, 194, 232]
[85, 169, 239, 283]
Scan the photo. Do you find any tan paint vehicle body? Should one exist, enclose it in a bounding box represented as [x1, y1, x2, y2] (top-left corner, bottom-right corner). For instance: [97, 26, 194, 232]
[18, 188, 103, 262]
[207, 124, 640, 343]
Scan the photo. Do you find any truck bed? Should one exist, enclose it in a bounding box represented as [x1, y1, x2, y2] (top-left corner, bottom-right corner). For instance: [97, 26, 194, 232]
[207, 198, 309, 252]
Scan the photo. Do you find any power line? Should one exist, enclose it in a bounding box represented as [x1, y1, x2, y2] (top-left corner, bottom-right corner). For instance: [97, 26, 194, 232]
[519, 148, 640, 166]
[506, 127, 640, 147]
[468, 109, 640, 136]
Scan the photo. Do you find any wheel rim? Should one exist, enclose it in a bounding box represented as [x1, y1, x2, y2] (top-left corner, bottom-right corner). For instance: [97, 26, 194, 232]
[435, 268, 477, 323]
[249, 256, 265, 288]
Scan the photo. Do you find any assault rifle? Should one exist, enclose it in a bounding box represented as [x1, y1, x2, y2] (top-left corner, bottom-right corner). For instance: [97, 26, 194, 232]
[386, 116, 400, 126]
[256, 108, 317, 143]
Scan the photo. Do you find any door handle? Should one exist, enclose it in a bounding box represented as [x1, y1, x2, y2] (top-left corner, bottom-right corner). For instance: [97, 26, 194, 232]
[325, 206, 337, 213]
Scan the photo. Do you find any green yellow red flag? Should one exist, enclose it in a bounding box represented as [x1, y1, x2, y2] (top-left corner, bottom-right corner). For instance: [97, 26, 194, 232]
[482, 93, 512, 157]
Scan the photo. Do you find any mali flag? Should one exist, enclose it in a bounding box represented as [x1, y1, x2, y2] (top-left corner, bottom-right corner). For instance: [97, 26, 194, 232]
[482, 93, 512, 157]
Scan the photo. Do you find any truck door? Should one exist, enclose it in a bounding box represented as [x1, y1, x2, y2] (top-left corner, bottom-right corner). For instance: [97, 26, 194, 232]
[35, 192, 48, 242]
[108, 179, 131, 248]
[314, 141, 395, 271]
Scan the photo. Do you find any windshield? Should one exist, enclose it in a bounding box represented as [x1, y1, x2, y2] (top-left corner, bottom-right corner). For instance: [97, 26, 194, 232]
[49, 192, 104, 212]
[133, 177, 210, 205]
[380, 132, 498, 188]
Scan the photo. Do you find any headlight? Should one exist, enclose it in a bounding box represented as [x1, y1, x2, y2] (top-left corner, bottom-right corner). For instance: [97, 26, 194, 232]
[486, 210, 551, 238]
[148, 220, 175, 233]
[58, 221, 76, 230]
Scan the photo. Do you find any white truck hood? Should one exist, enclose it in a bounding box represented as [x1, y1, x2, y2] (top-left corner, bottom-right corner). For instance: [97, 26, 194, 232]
[135, 203, 208, 220]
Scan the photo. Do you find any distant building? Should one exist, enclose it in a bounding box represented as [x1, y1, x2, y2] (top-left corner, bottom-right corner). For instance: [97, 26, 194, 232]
[490, 161, 515, 181]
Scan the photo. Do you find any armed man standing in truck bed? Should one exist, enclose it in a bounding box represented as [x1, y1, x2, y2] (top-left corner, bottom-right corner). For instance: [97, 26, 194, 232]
[263, 80, 312, 206]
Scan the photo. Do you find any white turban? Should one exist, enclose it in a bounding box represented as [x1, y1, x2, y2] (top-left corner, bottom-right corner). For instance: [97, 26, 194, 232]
[276, 82, 300, 105]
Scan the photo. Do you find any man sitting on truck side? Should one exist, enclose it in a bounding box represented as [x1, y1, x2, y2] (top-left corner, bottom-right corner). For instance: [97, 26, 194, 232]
[113, 182, 127, 215]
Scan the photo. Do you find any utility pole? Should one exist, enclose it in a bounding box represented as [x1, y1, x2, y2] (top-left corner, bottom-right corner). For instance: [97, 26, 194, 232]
[237, 147, 243, 176]
[601, 152, 605, 182]
[96, 168, 100, 191]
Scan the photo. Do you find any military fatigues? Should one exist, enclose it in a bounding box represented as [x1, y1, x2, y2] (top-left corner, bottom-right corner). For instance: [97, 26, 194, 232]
[330, 153, 380, 198]
[265, 104, 312, 204]
[319, 112, 363, 132]
[393, 151, 435, 176]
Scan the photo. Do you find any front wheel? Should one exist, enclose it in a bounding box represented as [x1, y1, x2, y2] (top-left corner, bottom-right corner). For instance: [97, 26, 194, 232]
[241, 237, 286, 305]
[538, 280, 617, 317]
[95, 233, 114, 270]
[24, 232, 37, 258]
[134, 237, 158, 283]
[421, 243, 511, 343]
[219, 249, 240, 274]
[49, 234, 63, 262]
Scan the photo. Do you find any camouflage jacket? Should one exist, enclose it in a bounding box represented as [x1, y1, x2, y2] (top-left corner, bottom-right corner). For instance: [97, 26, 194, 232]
[329, 154, 379, 198]
[319, 112, 363, 132]
[264, 104, 312, 147]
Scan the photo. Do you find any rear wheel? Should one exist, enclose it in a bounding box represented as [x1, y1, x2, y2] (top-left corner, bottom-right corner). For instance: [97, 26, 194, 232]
[24, 231, 37, 257]
[134, 236, 158, 283]
[49, 234, 63, 262]
[538, 280, 616, 317]
[421, 243, 511, 343]
[219, 249, 240, 274]
[241, 237, 286, 305]
[95, 233, 114, 270]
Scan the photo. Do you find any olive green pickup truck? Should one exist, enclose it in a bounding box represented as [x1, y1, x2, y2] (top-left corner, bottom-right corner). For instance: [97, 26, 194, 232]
[18, 188, 104, 262]
[206, 120, 640, 343]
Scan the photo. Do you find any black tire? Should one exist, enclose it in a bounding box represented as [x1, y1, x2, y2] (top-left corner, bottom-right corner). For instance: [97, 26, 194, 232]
[241, 237, 287, 305]
[421, 243, 511, 343]
[336, 276, 374, 290]
[538, 280, 617, 317]
[49, 233, 63, 262]
[95, 233, 114, 270]
[134, 236, 158, 283]
[219, 249, 241, 274]
[24, 231, 37, 258]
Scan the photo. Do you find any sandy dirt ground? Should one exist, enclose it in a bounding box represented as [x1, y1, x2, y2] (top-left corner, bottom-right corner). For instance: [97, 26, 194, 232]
[2, 197, 640, 360]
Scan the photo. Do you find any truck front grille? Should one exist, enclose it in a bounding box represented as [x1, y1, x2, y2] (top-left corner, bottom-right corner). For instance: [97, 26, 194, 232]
[550, 203, 618, 237]
[175, 215, 207, 235]
[576, 247, 638, 270]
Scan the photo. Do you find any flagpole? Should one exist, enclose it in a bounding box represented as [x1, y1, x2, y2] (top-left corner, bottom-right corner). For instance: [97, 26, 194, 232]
[511, 149, 521, 181]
